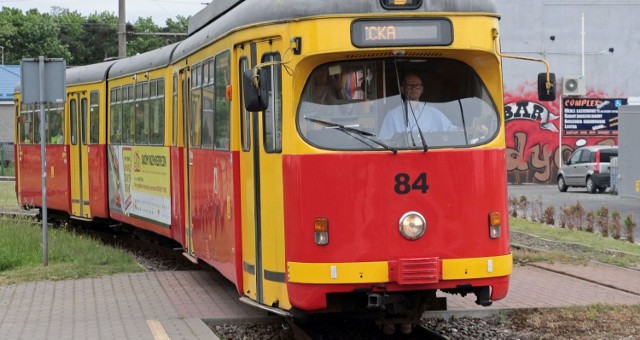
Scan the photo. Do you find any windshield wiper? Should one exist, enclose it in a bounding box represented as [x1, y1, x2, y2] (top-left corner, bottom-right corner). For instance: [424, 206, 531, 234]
[305, 117, 373, 135]
[305, 117, 397, 153]
[406, 103, 429, 152]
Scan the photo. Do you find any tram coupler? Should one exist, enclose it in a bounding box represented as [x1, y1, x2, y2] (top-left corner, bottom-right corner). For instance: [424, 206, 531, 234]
[367, 293, 408, 313]
[367, 293, 386, 309]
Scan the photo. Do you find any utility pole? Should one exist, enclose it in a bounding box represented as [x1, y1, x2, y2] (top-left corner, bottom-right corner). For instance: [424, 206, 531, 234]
[118, 0, 127, 58]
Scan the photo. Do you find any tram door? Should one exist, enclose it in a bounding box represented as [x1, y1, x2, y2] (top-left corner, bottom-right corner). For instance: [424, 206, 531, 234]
[237, 39, 288, 308]
[68, 92, 91, 219]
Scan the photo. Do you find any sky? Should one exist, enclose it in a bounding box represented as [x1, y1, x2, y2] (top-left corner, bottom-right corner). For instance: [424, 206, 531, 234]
[1, 0, 207, 25]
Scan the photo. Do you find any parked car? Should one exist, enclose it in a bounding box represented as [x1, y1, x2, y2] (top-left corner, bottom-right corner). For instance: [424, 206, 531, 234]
[557, 145, 618, 193]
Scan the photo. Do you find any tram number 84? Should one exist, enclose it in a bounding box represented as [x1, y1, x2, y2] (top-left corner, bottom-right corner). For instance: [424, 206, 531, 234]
[394, 172, 429, 194]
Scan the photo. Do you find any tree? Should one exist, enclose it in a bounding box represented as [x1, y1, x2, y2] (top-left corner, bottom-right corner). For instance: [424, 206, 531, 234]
[127, 17, 165, 56]
[0, 7, 191, 66]
[0, 8, 21, 64]
[165, 15, 189, 33]
[15, 10, 71, 61]
[82, 12, 119, 63]
[0, 8, 70, 64]
[53, 8, 87, 65]
[164, 16, 189, 44]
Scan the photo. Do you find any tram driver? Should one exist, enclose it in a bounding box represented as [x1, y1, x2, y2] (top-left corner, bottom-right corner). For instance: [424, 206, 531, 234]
[378, 73, 455, 140]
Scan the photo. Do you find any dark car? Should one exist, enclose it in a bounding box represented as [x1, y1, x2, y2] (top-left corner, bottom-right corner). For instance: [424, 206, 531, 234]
[557, 145, 618, 193]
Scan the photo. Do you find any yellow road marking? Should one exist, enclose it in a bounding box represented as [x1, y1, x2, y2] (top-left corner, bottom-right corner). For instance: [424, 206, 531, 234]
[146, 319, 170, 340]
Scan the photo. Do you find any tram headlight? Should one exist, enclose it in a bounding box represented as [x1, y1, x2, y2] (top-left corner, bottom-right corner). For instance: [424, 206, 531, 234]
[398, 212, 426, 240]
[489, 212, 501, 239]
[314, 217, 329, 245]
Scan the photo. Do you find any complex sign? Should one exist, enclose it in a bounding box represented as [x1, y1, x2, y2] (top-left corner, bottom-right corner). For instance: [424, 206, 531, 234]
[562, 97, 627, 136]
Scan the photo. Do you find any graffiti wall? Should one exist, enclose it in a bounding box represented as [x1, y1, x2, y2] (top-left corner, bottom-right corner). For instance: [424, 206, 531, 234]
[492, 0, 640, 185]
[504, 87, 622, 184]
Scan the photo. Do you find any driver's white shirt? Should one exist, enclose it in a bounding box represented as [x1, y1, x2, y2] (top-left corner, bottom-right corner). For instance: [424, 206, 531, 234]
[378, 101, 455, 139]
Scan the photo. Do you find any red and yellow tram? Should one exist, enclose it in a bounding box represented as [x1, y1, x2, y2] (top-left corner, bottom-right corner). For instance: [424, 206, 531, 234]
[15, 0, 554, 333]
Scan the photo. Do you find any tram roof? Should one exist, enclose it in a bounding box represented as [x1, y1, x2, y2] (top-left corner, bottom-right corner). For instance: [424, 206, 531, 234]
[107, 42, 180, 79]
[188, 0, 498, 35]
[66, 60, 118, 86]
[14, 60, 117, 93]
[17, 0, 498, 93]
[176, 0, 498, 61]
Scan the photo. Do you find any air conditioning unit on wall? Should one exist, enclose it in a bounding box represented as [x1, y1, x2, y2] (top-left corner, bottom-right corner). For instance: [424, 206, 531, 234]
[563, 76, 586, 96]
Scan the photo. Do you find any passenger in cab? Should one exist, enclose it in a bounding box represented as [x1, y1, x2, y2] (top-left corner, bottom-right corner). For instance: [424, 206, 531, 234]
[378, 73, 455, 140]
[310, 66, 342, 105]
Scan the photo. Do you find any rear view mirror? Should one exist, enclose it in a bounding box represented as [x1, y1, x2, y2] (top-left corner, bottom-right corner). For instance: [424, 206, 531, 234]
[243, 68, 269, 112]
[538, 72, 556, 101]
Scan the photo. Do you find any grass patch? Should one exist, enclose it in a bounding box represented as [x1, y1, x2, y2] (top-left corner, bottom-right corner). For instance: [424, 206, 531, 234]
[0, 217, 143, 285]
[511, 217, 640, 254]
[0, 163, 15, 177]
[511, 247, 590, 266]
[510, 217, 640, 267]
[0, 180, 19, 211]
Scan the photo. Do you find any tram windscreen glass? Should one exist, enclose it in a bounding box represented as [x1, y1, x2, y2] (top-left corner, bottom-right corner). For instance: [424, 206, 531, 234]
[351, 19, 452, 47]
[298, 58, 500, 152]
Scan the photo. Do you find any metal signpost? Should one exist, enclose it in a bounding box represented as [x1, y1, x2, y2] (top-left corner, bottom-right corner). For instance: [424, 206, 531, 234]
[20, 57, 66, 266]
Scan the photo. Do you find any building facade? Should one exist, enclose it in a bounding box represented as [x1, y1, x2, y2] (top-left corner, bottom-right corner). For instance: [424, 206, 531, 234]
[0, 65, 20, 144]
[496, 0, 637, 184]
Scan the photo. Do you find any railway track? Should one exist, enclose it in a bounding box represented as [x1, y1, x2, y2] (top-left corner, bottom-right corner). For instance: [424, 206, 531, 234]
[209, 316, 450, 339]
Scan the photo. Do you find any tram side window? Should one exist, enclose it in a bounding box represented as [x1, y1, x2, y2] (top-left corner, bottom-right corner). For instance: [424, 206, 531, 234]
[81, 98, 88, 145]
[110, 87, 122, 144]
[214, 51, 230, 150]
[20, 105, 34, 143]
[172, 74, 178, 146]
[47, 104, 64, 144]
[262, 53, 282, 153]
[190, 64, 202, 148]
[123, 85, 135, 144]
[33, 105, 42, 144]
[149, 79, 165, 145]
[202, 59, 215, 149]
[89, 91, 99, 144]
[135, 82, 150, 145]
[70, 99, 77, 145]
[239, 58, 250, 151]
[15, 104, 19, 145]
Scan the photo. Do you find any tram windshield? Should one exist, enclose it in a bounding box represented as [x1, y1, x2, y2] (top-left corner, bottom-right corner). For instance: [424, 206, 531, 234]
[297, 58, 499, 151]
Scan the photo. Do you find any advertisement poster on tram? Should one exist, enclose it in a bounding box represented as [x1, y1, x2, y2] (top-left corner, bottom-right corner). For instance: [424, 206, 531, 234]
[107, 145, 171, 227]
[562, 97, 627, 136]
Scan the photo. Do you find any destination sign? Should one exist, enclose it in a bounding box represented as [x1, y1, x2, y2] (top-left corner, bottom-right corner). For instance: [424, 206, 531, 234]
[351, 19, 452, 47]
